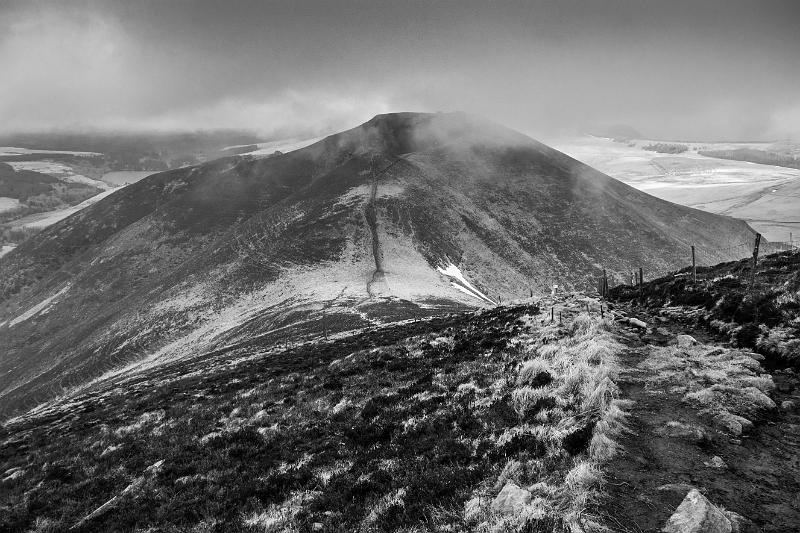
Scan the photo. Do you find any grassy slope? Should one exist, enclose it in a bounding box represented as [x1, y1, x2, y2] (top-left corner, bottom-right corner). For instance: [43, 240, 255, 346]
[0, 304, 627, 533]
[0, 112, 757, 424]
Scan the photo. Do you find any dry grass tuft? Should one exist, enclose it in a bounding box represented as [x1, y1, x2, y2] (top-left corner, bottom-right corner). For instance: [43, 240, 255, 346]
[470, 312, 627, 532]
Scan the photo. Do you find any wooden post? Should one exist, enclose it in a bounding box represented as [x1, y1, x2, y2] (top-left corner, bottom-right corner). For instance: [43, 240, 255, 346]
[602, 269, 608, 299]
[600, 304, 604, 318]
[529, 288, 533, 298]
[559, 311, 562, 325]
[691, 245, 696, 284]
[750, 233, 762, 290]
[551, 307, 554, 322]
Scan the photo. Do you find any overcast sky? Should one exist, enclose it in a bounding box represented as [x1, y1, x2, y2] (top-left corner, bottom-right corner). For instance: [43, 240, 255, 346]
[1, 0, 799, 141]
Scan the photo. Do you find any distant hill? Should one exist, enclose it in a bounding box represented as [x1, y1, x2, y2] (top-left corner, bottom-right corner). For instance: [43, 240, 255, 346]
[0, 112, 757, 418]
[699, 147, 800, 170]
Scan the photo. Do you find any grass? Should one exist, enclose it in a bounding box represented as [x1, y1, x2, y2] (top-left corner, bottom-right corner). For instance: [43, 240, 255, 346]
[638, 342, 775, 434]
[0, 302, 631, 532]
[464, 313, 628, 533]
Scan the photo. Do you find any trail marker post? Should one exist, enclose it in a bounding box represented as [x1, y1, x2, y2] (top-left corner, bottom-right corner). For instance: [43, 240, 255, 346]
[691, 245, 696, 284]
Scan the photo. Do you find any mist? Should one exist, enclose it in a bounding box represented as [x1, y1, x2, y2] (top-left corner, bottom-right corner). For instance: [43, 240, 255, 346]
[2, 0, 799, 141]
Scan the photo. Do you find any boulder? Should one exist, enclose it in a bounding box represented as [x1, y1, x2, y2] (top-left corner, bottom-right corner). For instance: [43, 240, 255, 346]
[712, 412, 753, 436]
[723, 511, 761, 533]
[662, 489, 731, 533]
[491, 482, 531, 515]
[703, 456, 727, 469]
[780, 400, 795, 411]
[677, 335, 699, 348]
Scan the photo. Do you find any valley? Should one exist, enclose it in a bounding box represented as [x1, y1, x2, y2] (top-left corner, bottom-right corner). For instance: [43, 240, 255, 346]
[551, 136, 800, 245]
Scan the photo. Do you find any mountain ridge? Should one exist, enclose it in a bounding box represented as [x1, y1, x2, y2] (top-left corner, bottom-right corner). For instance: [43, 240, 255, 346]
[0, 111, 759, 419]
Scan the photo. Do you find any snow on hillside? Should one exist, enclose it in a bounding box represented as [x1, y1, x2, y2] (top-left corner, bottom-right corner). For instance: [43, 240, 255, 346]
[8, 284, 71, 327]
[0, 147, 102, 157]
[436, 263, 496, 304]
[7, 161, 111, 190]
[8, 188, 118, 229]
[231, 136, 325, 156]
[0, 197, 21, 213]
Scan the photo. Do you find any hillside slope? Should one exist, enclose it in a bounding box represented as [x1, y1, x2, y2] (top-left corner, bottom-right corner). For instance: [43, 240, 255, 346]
[0, 112, 757, 419]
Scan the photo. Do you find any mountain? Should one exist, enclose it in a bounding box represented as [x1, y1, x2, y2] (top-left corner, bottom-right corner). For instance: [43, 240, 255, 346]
[0, 112, 757, 419]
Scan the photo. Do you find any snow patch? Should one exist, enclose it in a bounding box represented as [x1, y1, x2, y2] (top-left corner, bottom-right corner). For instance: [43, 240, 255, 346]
[436, 263, 495, 305]
[0, 197, 21, 213]
[9, 284, 71, 327]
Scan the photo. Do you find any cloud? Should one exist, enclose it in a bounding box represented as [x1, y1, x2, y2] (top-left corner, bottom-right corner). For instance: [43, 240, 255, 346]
[0, 0, 799, 141]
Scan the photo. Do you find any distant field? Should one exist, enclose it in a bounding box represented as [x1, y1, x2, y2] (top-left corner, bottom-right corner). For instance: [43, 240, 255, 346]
[550, 136, 800, 243]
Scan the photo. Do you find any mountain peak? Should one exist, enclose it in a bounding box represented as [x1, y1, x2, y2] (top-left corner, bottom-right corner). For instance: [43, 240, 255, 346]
[323, 111, 530, 157]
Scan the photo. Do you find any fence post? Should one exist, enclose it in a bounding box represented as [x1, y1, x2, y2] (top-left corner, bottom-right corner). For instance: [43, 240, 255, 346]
[638, 267, 643, 296]
[691, 245, 696, 284]
[749, 233, 761, 291]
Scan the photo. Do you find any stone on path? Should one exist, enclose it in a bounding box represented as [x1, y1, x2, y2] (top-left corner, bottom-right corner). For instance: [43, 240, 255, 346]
[662, 489, 731, 533]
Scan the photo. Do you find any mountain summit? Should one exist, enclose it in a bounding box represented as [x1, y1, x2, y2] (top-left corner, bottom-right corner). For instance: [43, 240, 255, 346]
[0, 112, 755, 418]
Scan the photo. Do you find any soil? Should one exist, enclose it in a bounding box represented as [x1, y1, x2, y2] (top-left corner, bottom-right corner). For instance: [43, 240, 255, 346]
[601, 309, 800, 532]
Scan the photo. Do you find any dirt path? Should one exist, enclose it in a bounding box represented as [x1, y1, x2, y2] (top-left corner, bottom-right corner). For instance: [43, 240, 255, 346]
[364, 158, 402, 297]
[602, 320, 800, 532]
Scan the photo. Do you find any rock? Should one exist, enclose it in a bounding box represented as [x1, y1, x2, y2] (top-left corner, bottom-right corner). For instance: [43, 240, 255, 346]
[677, 335, 699, 348]
[723, 511, 761, 533]
[743, 351, 765, 362]
[781, 400, 796, 411]
[703, 456, 727, 469]
[628, 318, 648, 329]
[656, 421, 710, 444]
[491, 482, 531, 515]
[662, 489, 732, 533]
[312, 523, 323, 531]
[712, 412, 753, 436]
